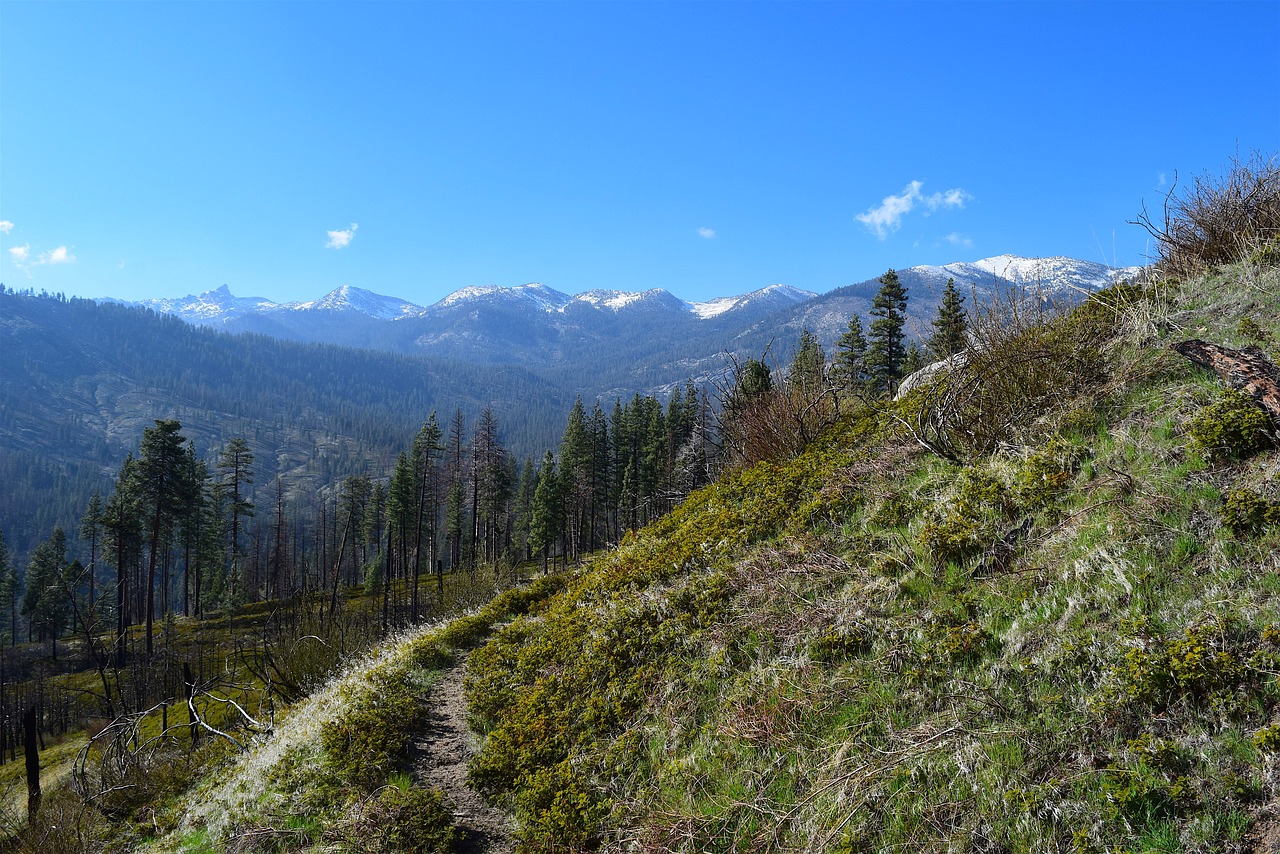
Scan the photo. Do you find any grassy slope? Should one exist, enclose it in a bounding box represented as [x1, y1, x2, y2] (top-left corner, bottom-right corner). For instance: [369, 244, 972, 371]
[22, 259, 1275, 853]
[462, 259, 1280, 853]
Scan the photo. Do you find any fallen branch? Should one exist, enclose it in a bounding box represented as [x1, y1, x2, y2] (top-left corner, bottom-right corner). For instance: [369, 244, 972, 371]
[1172, 339, 1280, 423]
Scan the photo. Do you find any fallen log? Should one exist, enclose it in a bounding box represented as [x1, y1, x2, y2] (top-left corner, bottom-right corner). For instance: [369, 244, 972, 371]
[1171, 339, 1280, 423]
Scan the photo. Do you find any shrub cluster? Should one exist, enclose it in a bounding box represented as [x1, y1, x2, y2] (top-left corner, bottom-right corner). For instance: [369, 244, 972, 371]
[900, 289, 1108, 464]
[1135, 150, 1280, 277]
[1186, 388, 1275, 462]
[1220, 487, 1280, 535]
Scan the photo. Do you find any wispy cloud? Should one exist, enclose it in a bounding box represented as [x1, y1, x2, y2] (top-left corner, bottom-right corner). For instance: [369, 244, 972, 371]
[41, 246, 75, 264]
[856, 180, 971, 239]
[7, 242, 75, 274]
[942, 232, 973, 249]
[0, 221, 14, 234]
[325, 222, 359, 249]
[697, 226, 716, 240]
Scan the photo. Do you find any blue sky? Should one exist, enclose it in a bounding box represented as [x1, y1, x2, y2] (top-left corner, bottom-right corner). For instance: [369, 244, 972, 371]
[1, 1, 1277, 305]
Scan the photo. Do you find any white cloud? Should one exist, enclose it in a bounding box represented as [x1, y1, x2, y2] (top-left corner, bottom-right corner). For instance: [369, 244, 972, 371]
[942, 232, 973, 249]
[926, 188, 971, 211]
[8, 243, 76, 273]
[1157, 172, 1167, 188]
[41, 246, 75, 264]
[0, 220, 14, 234]
[697, 226, 716, 240]
[326, 222, 359, 249]
[856, 180, 971, 239]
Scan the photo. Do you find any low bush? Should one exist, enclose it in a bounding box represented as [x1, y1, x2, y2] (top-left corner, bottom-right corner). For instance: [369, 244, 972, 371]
[1135, 150, 1280, 277]
[369, 784, 459, 853]
[1186, 388, 1274, 462]
[900, 289, 1108, 463]
[321, 674, 425, 790]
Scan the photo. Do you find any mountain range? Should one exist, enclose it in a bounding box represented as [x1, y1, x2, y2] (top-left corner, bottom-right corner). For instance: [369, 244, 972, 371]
[113, 255, 1143, 394]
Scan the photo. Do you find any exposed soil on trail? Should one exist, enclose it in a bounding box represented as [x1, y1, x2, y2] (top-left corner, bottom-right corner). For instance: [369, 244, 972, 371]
[413, 656, 515, 853]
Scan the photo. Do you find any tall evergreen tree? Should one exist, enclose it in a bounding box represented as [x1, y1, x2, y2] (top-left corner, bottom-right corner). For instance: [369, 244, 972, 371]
[0, 532, 19, 648]
[928, 277, 968, 359]
[21, 527, 72, 660]
[833, 314, 871, 396]
[472, 408, 510, 567]
[217, 437, 255, 602]
[511, 456, 538, 562]
[559, 399, 592, 560]
[789, 329, 826, 398]
[902, 341, 926, 378]
[410, 414, 444, 604]
[135, 420, 197, 657]
[104, 454, 142, 665]
[80, 492, 104, 611]
[529, 451, 562, 572]
[865, 269, 910, 395]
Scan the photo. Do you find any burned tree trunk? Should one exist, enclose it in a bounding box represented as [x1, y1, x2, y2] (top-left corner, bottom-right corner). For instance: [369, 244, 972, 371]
[24, 706, 40, 824]
[1172, 340, 1280, 423]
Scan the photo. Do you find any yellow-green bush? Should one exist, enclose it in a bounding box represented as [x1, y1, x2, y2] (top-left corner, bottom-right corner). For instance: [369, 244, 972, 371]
[1186, 388, 1274, 462]
[369, 784, 459, 852]
[321, 675, 425, 790]
[1219, 487, 1280, 535]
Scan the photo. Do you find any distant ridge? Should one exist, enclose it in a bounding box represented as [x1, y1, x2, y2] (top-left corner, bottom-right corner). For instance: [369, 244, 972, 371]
[100, 254, 1145, 384]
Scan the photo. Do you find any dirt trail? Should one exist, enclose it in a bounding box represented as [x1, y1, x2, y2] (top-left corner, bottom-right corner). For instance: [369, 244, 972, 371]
[414, 656, 515, 853]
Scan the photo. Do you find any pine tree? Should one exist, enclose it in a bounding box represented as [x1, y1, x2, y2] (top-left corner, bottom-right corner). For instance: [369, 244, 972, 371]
[135, 419, 197, 657]
[559, 398, 591, 560]
[21, 527, 72, 660]
[217, 437, 255, 602]
[0, 531, 19, 647]
[789, 329, 826, 399]
[902, 341, 926, 377]
[833, 314, 871, 395]
[865, 269, 909, 395]
[928, 277, 968, 359]
[80, 493, 103, 612]
[529, 451, 562, 572]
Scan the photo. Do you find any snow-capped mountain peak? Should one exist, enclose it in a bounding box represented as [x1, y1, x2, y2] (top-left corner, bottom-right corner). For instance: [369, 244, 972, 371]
[292, 284, 422, 319]
[690, 283, 817, 319]
[910, 255, 1144, 298]
[435, 282, 573, 312]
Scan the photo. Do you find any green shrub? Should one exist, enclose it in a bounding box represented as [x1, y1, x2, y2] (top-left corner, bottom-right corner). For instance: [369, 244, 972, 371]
[1186, 388, 1274, 462]
[371, 785, 460, 853]
[1014, 436, 1085, 508]
[1237, 316, 1272, 343]
[1250, 238, 1280, 267]
[1252, 723, 1280, 753]
[1220, 488, 1280, 535]
[322, 676, 425, 790]
[901, 304, 1108, 463]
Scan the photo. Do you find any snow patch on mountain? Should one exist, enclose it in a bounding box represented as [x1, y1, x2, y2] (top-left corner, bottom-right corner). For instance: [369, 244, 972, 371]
[435, 283, 572, 312]
[913, 255, 1144, 296]
[123, 285, 279, 325]
[292, 285, 422, 319]
[690, 284, 817, 319]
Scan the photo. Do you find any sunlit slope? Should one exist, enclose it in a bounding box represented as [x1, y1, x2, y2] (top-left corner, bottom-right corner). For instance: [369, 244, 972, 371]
[463, 258, 1280, 852]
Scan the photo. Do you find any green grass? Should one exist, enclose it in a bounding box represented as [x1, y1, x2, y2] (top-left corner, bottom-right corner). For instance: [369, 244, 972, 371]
[454, 258, 1280, 852]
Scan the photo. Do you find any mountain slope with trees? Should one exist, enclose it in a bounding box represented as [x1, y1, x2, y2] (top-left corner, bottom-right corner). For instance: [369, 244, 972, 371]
[0, 154, 1275, 853]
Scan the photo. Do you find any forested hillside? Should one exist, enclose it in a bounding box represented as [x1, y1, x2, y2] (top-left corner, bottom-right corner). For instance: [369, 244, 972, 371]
[134, 157, 1279, 853]
[1, 155, 1277, 853]
[0, 292, 568, 561]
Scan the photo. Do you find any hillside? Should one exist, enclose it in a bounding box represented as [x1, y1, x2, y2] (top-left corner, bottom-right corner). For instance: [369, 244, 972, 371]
[444, 257, 1280, 852]
[70, 243, 1272, 854]
[0, 291, 568, 560]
